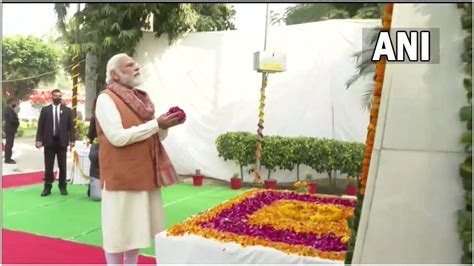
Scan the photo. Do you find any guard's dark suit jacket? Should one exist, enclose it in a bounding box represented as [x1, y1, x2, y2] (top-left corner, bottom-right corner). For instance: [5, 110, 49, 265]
[3, 106, 19, 134]
[36, 104, 75, 147]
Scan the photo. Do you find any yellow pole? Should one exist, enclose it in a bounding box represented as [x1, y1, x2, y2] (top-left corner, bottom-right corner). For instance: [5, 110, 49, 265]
[71, 54, 80, 128]
[71, 3, 80, 128]
[253, 4, 271, 183]
[253, 73, 268, 183]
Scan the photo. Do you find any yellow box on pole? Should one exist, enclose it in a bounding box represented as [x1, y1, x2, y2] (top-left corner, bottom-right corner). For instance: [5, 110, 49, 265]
[253, 51, 286, 73]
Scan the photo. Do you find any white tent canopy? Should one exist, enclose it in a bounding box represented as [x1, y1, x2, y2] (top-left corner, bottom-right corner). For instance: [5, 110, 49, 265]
[133, 19, 380, 182]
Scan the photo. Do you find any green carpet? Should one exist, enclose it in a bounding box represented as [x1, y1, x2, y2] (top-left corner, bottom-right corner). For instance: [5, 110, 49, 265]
[3, 183, 248, 256]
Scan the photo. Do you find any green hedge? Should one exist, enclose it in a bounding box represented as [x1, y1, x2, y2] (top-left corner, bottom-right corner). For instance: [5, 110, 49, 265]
[215, 132, 364, 181]
[216, 132, 256, 180]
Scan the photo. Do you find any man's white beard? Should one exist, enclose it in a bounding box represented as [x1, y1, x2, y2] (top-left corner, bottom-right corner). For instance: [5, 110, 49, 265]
[119, 73, 142, 88]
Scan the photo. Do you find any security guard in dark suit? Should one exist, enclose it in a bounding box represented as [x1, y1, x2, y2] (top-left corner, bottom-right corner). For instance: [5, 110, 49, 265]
[35, 89, 75, 196]
[3, 98, 20, 164]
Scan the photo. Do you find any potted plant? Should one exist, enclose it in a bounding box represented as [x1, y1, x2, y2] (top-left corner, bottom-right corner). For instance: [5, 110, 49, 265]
[346, 176, 357, 196]
[293, 180, 308, 193]
[262, 137, 280, 190]
[264, 178, 277, 190]
[192, 169, 204, 186]
[263, 169, 277, 190]
[305, 173, 318, 194]
[230, 172, 241, 190]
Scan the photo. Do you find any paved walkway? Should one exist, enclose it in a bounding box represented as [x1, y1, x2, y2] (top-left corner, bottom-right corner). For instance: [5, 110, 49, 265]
[2, 137, 210, 187]
[3, 137, 75, 176]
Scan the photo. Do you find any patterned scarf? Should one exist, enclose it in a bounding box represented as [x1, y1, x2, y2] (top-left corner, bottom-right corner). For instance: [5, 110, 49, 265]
[107, 82, 180, 188]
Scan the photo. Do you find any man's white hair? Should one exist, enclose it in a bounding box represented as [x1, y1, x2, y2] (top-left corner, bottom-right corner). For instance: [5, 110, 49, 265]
[105, 53, 129, 84]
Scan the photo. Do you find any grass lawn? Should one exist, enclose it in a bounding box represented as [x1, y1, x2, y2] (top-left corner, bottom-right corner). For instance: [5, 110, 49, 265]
[3, 183, 250, 256]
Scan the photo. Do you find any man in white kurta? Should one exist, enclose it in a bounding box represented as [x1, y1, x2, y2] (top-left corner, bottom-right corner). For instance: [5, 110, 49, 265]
[96, 53, 183, 265]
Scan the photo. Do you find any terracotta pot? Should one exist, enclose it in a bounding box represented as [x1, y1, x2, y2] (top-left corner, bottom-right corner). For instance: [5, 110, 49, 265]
[264, 179, 277, 190]
[192, 175, 204, 186]
[230, 178, 241, 190]
[346, 184, 357, 196]
[308, 181, 318, 194]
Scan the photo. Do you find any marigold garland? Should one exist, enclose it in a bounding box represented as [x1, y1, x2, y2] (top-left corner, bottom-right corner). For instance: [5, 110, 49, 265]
[345, 3, 394, 264]
[359, 4, 392, 196]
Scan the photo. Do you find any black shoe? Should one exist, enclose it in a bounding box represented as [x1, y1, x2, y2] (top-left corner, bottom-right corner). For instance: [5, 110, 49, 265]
[41, 188, 51, 197]
[59, 187, 68, 196]
[4, 159, 16, 164]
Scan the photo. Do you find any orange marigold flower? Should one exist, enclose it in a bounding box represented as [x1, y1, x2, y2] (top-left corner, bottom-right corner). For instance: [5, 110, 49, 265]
[368, 130, 375, 140]
[374, 89, 382, 97]
[341, 236, 350, 243]
[361, 168, 368, 178]
[375, 82, 382, 92]
[362, 158, 370, 166]
[367, 140, 374, 148]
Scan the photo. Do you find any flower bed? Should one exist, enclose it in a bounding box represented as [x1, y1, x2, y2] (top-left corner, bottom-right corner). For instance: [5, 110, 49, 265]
[168, 189, 356, 261]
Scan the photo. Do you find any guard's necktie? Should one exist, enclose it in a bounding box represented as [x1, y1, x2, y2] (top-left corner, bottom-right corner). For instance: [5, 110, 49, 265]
[54, 106, 59, 136]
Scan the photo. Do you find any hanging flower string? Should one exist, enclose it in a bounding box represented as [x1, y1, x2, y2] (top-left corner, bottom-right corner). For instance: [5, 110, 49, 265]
[359, 3, 392, 196]
[345, 3, 394, 264]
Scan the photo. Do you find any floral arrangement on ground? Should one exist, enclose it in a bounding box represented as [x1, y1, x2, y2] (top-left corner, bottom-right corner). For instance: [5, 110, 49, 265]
[168, 189, 357, 261]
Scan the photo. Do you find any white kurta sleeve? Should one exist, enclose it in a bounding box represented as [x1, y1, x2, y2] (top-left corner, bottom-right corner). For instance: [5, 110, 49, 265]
[95, 93, 167, 147]
[158, 128, 168, 141]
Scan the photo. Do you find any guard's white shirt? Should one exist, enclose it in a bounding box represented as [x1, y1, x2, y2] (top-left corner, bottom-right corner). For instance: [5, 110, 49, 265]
[52, 104, 61, 135]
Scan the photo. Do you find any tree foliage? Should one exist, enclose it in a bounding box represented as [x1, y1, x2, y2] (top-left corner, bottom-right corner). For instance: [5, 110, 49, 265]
[54, 3, 236, 92]
[271, 4, 384, 112]
[2, 36, 61, 99]
[271, 3, 384, 111]
[457, 3, 472, 264]
[272, 3, 383, 26]
[345, 27, 381, 111]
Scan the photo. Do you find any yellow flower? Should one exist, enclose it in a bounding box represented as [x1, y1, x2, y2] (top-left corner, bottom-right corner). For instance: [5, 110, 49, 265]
[293, 181, 308, 188]
[247, 200, 353, 238]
